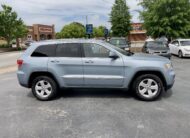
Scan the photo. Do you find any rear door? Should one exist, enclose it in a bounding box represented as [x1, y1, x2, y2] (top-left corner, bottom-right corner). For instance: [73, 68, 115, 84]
[81, 43, 124, 88]
[48, 43, 83, 87]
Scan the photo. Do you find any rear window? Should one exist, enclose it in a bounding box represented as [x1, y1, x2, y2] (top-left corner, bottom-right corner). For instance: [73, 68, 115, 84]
[56, 43, 81, 57]
[31, 45, 56, 57]
[110, 39, 127, 45]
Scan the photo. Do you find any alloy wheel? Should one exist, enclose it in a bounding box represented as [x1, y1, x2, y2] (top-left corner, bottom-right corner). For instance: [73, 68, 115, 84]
[35, 80, 52, 98]
[138, 78, 159, 98]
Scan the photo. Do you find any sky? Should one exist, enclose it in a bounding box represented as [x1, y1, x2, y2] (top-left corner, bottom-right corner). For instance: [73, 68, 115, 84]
[0, 0, 142, 32]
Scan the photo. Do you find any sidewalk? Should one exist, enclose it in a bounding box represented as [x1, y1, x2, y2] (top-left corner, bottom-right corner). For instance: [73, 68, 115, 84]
[0, 65, 17, 74]
[0, 51, 22, 74]
[0, 48, 25, 53]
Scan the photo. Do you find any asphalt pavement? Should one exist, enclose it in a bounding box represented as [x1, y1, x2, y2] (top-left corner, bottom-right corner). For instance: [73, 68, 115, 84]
[0, 56, 190, 138]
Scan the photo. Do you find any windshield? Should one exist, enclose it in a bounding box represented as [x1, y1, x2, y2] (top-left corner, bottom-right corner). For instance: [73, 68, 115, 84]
[102, 41, 132, 56]
[110, 39, 127, 46]
[180, 41, 190, 46]
[147, 41, 166, 47]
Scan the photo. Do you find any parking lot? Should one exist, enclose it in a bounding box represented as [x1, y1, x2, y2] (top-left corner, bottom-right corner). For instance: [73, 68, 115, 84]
[0, 55, 190, 138]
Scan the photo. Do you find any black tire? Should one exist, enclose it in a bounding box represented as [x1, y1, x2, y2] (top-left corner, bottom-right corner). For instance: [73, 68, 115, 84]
[31, 76, 58, 101]
[178, 50, 183, 58]
[133, 74, 163, 101]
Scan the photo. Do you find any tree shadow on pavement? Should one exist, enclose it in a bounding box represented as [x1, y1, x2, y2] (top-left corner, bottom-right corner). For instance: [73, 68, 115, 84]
[27, 88, 173, 101]
[58, 88, 134, 99]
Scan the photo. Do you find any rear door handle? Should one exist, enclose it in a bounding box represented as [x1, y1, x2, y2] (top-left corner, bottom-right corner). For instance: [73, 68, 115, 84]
[85, 60, 94, 63]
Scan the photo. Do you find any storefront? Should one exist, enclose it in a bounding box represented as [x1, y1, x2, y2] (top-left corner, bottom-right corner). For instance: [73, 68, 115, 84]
[26, 24, 55, 41]
[128, 23, 147, 42]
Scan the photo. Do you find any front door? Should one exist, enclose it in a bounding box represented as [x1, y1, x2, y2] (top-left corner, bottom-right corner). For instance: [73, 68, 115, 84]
[82, 43, 124, 88]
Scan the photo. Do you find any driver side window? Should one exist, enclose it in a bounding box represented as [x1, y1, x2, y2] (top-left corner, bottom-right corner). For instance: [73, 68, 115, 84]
[83, 43, 110, 58]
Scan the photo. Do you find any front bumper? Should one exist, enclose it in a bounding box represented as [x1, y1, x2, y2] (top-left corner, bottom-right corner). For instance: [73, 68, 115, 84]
[165, 70, 175, 90]
[183, 51, 190, 57]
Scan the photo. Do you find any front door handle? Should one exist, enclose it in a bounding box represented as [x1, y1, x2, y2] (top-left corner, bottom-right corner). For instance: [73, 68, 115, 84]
[50, 60, 60, 63]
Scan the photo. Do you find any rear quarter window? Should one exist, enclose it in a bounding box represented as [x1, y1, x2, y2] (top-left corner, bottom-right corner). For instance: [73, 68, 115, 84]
[31, 45, 56, 57]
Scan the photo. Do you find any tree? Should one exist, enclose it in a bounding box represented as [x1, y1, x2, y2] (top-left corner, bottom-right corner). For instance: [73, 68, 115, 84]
[110, 0, 131, 37]
[59, 22, 85, 38]
[55, 32, 62, 39]
[0, 5, 28, 47]
[140, 0, 190, 39]
[93, 26, 105, 37]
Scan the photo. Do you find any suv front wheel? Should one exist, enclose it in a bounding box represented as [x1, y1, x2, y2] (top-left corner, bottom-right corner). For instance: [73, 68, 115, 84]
[31, 76, 58, 101]
[133, 74, 163, 101]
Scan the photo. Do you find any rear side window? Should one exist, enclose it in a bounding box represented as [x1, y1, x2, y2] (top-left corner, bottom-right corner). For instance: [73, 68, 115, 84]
[56, 43, 81, 57]
[31, 45, 56, 57]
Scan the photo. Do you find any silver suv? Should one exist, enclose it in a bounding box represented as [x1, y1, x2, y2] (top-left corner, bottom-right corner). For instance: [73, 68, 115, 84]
[17, 39, 175, 101]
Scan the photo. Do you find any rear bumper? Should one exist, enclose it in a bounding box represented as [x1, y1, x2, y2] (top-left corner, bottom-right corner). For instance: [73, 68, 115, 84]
[17, 71, 29, 88]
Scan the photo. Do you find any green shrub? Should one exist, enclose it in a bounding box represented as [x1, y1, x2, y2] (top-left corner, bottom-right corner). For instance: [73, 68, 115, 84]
[0, 44, 9, 48]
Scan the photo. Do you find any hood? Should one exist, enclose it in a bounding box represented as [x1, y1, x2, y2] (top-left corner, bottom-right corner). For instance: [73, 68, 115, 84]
[147, 46, 169, 51]
[131, 53, 169, 61]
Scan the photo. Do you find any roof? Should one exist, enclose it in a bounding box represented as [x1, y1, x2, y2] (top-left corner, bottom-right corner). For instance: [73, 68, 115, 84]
[32, 39, 104, 45]
[176, 39, 190, 41]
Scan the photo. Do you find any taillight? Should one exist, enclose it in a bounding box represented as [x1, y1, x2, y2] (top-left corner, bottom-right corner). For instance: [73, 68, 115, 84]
[17, 59, 23, 67]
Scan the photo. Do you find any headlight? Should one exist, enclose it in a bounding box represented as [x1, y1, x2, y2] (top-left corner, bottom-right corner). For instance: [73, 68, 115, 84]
[184, 48, 190, 52]
[165, 63, 173, 70]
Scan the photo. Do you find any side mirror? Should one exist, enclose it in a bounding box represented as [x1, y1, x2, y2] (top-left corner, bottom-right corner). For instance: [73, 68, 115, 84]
[109, 51, 119, 59]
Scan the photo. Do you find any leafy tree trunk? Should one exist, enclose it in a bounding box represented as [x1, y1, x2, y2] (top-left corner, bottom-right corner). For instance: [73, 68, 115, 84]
[16, 38, 20, 48]
[110, 0, 131, 37]
[6, 37, 11, 47]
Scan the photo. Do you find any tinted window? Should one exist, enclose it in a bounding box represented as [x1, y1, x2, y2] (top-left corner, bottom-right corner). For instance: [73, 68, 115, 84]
[31, 45, 56, 57]
[180, 41, 190, 46]
[56, 43, 81, 57]
[147, 41, 166, 47]
[110, 39, 127, 45]
[83, 43, 110, 58]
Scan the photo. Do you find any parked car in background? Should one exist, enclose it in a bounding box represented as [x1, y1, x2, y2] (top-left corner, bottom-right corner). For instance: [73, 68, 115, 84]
[142, 41, 171, 59]
[169, 39, 190, 58]
[17, 39, 175, 101]
[24, 40, 36, 47]
[109, 37, 130, 51]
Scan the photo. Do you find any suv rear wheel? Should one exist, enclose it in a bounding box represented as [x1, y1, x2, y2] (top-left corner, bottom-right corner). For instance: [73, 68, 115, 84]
[133, 74, 163, 101]
[31, 76, 58, 101]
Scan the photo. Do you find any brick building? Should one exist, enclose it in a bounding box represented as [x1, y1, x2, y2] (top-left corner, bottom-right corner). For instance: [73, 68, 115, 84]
[128, 23, 147, 42]
[26, 24, 55, 41]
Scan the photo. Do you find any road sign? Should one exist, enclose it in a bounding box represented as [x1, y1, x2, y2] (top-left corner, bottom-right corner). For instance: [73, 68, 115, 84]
[104, 28, 109, 37]
[86, 24, 93, 35]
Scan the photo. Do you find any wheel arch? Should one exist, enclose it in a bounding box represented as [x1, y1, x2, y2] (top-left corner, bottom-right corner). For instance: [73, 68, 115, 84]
[129, 70, 167, 89]
[28, 71, 59, 88]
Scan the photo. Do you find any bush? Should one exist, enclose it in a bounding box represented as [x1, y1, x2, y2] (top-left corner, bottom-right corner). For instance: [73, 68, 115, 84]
[0, 44, 9, 48]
